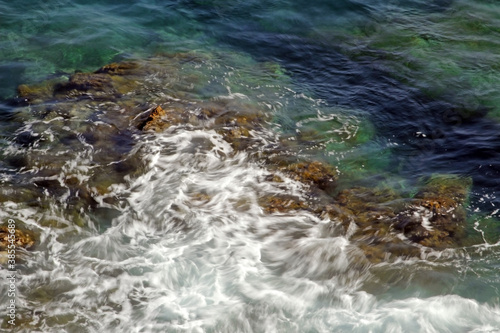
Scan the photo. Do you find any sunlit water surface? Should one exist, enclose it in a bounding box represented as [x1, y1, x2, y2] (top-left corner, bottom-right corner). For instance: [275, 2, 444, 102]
[0, 0, 500, 332]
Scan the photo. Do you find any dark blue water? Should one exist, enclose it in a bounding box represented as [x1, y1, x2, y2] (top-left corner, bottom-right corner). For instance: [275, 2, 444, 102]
[1, 0, 500, 331]
[2, 0, 499, 194]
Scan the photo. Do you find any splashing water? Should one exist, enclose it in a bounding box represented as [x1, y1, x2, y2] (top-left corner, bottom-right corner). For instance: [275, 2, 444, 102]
[1, 0, 500, 332]
[2, 122, 499, 332]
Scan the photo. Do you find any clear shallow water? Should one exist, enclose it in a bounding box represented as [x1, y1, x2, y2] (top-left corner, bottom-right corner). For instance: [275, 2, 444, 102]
[0, 0, 500, 332]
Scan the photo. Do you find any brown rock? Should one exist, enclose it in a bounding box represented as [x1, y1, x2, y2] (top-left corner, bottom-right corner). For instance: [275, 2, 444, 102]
[336, 186, 398, 216]
[95, 62, 139, 75]
[217, 126, 252, 150]
[16, 80, 61, 103]
[264, 174, 284, 183]
[283, 161, 337, 193]
[139, 105, 167, 131]
[259, 195, 309, 214]
[0, 226, 35, 250]
[357, 239, 420, 264]
[55, 73, 114, 94]
[394, 175, 472, 248]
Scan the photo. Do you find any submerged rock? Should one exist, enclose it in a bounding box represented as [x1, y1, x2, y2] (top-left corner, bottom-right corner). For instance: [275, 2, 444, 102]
[282, 161, 337, 193]
[17, 81, 59, 104]
[328, 175, 473, 261]
[54, 72, 115, 98]
[394, 174, 472, 248]
[332, 186, 413, 262]
[5, 54, 476, 265]
[259, 195, 309, 214]
[5, 52, 292, 229]
[94, 61, 140, 75]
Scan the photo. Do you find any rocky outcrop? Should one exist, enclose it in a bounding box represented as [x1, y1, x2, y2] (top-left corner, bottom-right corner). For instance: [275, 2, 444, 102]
[54, 72, 115, 97]
[5, 54, 475, 265]
[259, 195, 309, 214]
[0, 226, 36, 264]
[0, 226, 35, 250]
[282, 161, 337, 194]
[324, 175, 472, 262]
[394, 175, 471, 248]
[139, 105, 168, 131]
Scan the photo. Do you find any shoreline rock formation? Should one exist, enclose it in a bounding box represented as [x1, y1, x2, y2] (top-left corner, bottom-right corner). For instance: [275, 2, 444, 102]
[1, 54, 474, 263]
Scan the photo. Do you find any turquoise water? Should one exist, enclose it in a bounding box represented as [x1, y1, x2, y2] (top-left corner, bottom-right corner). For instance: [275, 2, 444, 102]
[1, 0, 500, 332]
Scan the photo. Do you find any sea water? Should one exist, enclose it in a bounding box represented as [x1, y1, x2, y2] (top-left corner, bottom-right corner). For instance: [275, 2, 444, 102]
[0, 0, 499, 332]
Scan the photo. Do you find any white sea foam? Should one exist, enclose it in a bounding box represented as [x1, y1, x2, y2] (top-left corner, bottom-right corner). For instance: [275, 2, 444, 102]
[1, 125, 499, 333]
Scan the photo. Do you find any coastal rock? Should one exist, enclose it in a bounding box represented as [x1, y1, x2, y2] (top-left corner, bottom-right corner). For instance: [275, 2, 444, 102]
[259, 195, 309, 214]
[264, 174, 284, 183]
[330, 176, 472, 261]
[282, 161, 337, 193]
[54, 72, 115, 97]
[17, 61, 142, 104]
[139, 105, 168, 131]
[0, 226, 35, 250]
[394, 174, 471, 247]
[332, 186, 408, 262]
[211, 103, 266, 151]
[357, 239, 421, 264]
[6, 55, 476, 266]
[216, 126, 253, 151]
[95, 62, 139, 75]
[336, 186, 398, 220]
[6, 54, 288, 232]
[259, 160, 461, 263]
[0, 226, 36, 264]
[17, 81, 60, 103]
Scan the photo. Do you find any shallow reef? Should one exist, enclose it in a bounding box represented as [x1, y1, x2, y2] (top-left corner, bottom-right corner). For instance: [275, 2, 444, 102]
[1, 52, 476, 264]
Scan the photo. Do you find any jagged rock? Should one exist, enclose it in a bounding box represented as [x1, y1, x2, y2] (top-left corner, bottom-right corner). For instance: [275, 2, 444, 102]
[336, 186, 398, 218]
[264, 174, 284, 183]
[330, 179, 469, 261]
[139, 105, 168, 131]
[332, 186, 404, 262]
[414, 174, 471, 204]
[217, 126, 253, 150]
[329, 175, 472, 261]
[214, 109, 266, 128]
[357, 239, 421, 264]
[17, 62, 142, 105]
